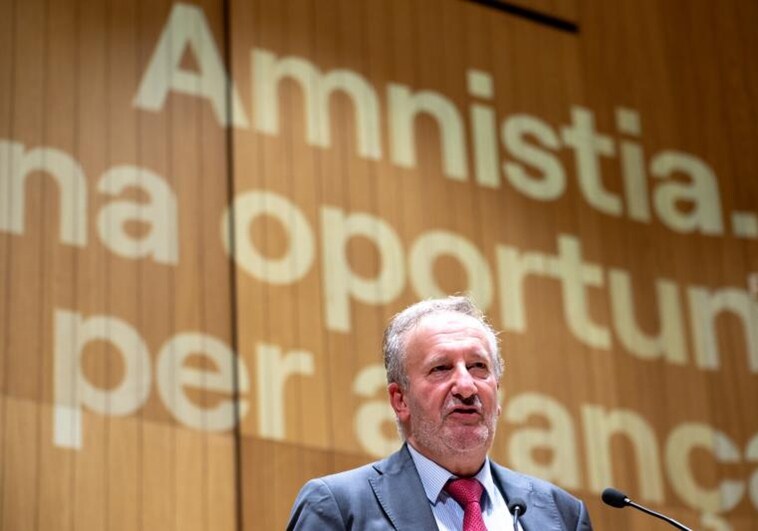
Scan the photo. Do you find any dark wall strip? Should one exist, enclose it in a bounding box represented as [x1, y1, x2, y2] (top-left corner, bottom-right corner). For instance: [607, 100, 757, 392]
[463, 0, 579, 33]
[220, 0, 245, 530]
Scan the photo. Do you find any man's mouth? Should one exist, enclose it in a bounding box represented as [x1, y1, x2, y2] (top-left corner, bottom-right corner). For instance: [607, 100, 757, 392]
[447, 407, 481, 416]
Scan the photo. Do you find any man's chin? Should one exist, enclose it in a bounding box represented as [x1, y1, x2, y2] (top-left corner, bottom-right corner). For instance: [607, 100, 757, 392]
[441, 426, 491, 452]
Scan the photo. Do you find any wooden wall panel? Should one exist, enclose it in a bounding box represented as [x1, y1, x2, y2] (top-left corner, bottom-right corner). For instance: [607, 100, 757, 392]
[573, 2, 758, 527]
[1, 0, 757, 530]
[1, 0, 238, 528]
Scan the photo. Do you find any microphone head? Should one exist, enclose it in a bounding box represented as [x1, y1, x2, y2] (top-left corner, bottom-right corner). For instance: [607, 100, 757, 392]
[601, 487, 629, 508]
[507, 498, 528, 516]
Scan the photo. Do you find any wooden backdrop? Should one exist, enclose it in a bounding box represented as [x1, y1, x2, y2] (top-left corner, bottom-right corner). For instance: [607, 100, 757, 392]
[1, 0, 757, 529]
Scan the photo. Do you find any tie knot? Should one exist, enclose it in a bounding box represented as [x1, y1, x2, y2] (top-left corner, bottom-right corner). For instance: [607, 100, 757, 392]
[445, 478, 484, 506]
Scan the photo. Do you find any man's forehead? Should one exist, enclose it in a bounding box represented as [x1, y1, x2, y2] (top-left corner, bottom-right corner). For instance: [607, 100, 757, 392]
[407, 311, 491, 351]
[415, 310, 486, 333]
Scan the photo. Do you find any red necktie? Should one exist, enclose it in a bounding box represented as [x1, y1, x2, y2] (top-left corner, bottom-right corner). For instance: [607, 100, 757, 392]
[445, 478, 488, 531]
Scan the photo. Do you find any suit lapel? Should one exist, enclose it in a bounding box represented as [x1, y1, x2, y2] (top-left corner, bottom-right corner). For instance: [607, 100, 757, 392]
[491, 463, 564, 531]
[369, 445, 438, 531]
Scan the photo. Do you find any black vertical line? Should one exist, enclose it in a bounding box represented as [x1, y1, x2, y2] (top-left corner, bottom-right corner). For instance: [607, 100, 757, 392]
[220, 0, 244, 530]
[196, 5, 209, 528]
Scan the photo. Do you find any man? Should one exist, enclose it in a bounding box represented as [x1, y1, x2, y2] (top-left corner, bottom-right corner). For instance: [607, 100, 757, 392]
[287, 296, 592, 530]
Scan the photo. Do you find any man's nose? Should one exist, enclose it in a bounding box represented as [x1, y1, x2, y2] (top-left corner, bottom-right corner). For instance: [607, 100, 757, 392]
[451, 365, 477, 398]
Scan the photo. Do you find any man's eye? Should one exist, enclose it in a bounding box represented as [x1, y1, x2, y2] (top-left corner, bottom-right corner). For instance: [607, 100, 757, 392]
[431, 365, 450, 373]
[470, 362, 489, 372]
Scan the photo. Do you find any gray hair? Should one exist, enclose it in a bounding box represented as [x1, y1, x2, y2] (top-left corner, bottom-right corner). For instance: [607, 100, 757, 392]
[382, 296, 503, 390]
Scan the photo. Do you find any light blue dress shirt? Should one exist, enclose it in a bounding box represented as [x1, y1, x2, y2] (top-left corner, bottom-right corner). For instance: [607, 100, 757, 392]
[407, 444, 522, 530]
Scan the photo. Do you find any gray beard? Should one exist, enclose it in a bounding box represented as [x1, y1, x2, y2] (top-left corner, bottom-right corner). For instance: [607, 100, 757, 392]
[408, 396, 497, 458]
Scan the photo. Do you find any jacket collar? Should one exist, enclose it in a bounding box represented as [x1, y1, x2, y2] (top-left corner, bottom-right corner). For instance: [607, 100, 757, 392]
[491, 463, 564, 530]
[369, 444, 438, 530]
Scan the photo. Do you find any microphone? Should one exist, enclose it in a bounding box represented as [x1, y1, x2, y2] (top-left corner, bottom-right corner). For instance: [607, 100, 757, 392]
[507, 498, 527, 531]
[601, 487, 692, 531]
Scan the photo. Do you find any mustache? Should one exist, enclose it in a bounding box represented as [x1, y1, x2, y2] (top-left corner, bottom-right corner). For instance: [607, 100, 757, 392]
[443, 394, 483, 414]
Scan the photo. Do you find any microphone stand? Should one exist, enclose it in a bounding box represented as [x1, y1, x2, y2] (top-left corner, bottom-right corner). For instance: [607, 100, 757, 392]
[625, 499, 692, 531]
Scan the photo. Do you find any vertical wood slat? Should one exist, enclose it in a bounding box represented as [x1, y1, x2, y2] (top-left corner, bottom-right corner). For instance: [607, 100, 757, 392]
[2, 1, 48, 529]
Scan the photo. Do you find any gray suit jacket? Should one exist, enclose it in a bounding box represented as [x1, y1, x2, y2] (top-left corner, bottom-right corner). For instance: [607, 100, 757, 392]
[287, 445, 592, 530]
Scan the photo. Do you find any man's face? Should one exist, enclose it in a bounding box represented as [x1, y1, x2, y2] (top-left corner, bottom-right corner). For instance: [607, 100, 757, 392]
[388, 311, 501, 471]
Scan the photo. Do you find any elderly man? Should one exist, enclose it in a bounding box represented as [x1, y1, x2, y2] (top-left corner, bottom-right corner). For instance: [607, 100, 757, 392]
[287, 296, 592, 530]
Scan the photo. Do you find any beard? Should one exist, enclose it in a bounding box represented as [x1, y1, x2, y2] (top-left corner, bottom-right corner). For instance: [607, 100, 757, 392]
[407, 394, 498, 458]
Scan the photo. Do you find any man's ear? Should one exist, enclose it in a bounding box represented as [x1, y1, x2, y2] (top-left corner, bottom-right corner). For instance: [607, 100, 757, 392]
[497, 382, 504, 416]
[388, 382, 409, 421]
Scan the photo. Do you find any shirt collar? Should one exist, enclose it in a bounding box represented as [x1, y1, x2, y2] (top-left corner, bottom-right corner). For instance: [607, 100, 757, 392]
[406, 443, 498, 507]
